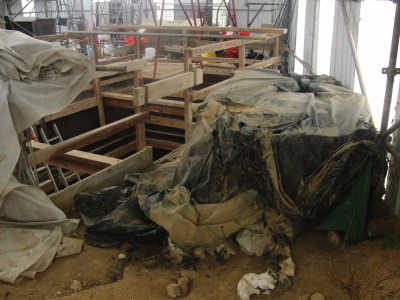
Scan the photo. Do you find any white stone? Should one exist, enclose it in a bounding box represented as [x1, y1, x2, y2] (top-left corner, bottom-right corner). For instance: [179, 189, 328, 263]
[118, 253, 127, 260]
[310, 293, 325, 300]
[70, 280, 82, 292]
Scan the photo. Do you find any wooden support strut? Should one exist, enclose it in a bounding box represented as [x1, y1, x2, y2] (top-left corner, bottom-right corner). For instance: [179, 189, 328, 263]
[50, 146, 153, 211]
[28, 112, 148, 167]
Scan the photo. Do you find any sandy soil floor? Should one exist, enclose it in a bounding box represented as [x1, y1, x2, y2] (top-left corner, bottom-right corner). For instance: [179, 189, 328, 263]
[1, 215, 399, 300]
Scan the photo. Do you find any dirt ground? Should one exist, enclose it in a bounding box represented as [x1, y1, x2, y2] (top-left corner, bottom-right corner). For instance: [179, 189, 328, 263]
[0, 215, 399, 300]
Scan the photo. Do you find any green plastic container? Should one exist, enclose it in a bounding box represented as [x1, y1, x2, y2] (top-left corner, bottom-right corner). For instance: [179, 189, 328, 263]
[314, 159, 372, 240]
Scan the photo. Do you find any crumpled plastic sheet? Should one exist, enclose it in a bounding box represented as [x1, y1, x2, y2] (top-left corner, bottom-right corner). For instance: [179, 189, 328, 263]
[75, 70, 387, 252]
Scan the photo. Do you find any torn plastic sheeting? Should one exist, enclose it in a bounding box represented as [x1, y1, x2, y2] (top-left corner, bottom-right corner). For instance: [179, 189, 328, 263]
[75, 188, 165, 247]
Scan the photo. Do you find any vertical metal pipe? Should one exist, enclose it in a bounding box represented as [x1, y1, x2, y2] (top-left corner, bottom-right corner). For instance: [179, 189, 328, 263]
[380, 2, 400, 133]
[310, 0, 320, 71]
[153, 0, 165, 78]
[148, 0, 157, 25]
[191, 0, 197, 26]
[177, 0, 193, 26]
[340, 0, 368, 98]
[231, 0, 237, 27]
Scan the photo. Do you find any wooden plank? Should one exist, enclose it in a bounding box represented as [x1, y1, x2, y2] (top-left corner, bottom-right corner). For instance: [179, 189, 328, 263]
[93, 78, 106, 126]
[238, 45, 245, 68]
[101, 92, 135, 101]
[150, 99, 184, 108]
[103, 98, 134, 109]
[146, 139, 183, 151]
[44, 98, 97, 122]
[99, 24, 287, 35]
[32, 141, 121, 169]
[35, 33, 70, 41]
[146, 116, 185, 129]
[29, 112, 148, 167]
[100, 73, 135, 87]
[189, 39, 288, 51]
[105, 141, 136, 158]
[95, 60, 147, 78]
[191, 79, 230, 101]
[90, 34, 99, 64]
[50, 147, 153, 211]
[191, 57, 259, 64]
[135, 106, 146, 151]
[97, 54, 138, 65]
[188, 33, 279, 57]
[243, 56, 281, 69]
[146, 72, 195, 103]
[144, 103, 184, 116]
[273, 37, 279, 70]
[133, 87, 146, 106]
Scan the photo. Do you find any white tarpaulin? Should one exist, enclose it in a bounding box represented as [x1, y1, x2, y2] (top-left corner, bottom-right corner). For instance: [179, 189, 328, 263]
[0, 29, 95, 283]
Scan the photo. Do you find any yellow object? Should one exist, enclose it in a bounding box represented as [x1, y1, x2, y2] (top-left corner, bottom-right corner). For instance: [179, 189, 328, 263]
[201, 51, 216, 64]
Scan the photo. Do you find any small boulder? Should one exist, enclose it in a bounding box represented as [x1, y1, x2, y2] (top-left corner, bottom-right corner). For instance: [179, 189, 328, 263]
[310, 293, 325, 300]
[70, 280, 82, 292]
[327, 231, 341, 246]
[279, 257, 295, 277]
[178, 275, 190, 295]
[167, 283, 181, 298]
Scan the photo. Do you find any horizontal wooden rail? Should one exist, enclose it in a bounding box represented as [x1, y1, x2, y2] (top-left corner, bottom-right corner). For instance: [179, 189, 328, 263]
[99, 24, 287, 35]
[187, 34, 280, 56]
[29, 112, 148, 167]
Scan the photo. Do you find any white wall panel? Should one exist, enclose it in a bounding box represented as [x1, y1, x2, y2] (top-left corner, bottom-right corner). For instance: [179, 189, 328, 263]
[329, 0, 361, 90]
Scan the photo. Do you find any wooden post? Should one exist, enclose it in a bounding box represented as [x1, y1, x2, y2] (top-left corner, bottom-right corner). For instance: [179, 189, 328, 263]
[93, 78, 106, 126]
[133, 34, 146, 151]
[90, 33, 99, 64]
[273, 37, 279, 70]
[184, 49, 193, 142]
[238, 45, 245, 68]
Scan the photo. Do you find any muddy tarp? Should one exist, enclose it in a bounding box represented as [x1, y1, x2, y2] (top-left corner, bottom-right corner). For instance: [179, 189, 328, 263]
[76, 70, 386, 252]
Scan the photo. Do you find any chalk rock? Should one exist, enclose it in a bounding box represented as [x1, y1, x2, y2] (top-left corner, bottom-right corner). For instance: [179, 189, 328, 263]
[167, 283, 181, 298]
[70, 280, 82, 292]
[118, 253, 126, 260]
[310, 293, 325, 300]
[237, 269, 277, 300]
[279, 257, 295, 277]
[327, 231, 341, 246]
[178, 275, 190, 295]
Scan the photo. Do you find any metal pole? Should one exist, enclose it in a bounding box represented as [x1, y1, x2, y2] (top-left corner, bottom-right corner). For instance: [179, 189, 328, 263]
[231, 0, 237, 27]
[190, 0, 197, 26]
[339, 0, 368, 98]
[380, 2, 400, 133]
[148, 0, 157, 25]
[288, 48, 317, 75]
[310, 0, 320, 71]
[153, 0, 165, 78]
[177, 0, 193, 26]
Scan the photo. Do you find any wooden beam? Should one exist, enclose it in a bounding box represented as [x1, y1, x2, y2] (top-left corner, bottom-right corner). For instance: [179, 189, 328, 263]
[146, 72, 199, 103]
[93, 78, 106, 126]
[96, 54, 138, 65]
[146, 138, 183, 151]
[147, 116, 185, 129]
[191, 79, 230, 101]
[44, 98, 97, 122]
[35, 33, 70, 41]
[187, 33, 280, 57]
[273, 36, 279, 70]
[105, 141, 136, 158]
[101, 92, 135, 101]
[191, 57, 259, 64]
[50, 147, 153, 211]
[99, 24, 287, 35]
[29, 112, 148, 167]
[94, 60, 147, 78]
[189, 39, 288, 51]
[103, 98, 134, 109]
[32, 141, 121, 170]
[243, 56, 281, 69]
